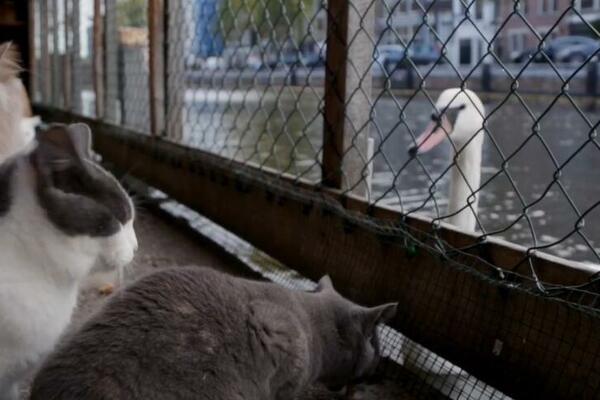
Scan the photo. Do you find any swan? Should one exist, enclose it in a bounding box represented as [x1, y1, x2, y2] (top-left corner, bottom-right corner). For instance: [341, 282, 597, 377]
[409, 88, 486, 231]
[400, 89, 486, 395]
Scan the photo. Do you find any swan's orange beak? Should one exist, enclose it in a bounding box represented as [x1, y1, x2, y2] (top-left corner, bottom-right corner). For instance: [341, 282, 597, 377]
[409, 115, 452, 156]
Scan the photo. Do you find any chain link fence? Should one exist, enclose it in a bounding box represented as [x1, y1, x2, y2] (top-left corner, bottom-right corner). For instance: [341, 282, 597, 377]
[158, 0, 600, 269]
[32, 0, 600, 398]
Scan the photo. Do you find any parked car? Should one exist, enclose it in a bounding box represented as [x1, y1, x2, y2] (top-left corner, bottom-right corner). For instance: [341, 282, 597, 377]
[375, 44, 441, 74]
[263, 46, 303, 69]
[409, 44, 442, 65]
[511, 35, 600, 63]
[247, 45, 268, 70]
[281, 49, 302, 67]
[301, 43, 327, 68]
[556, 36, 600, 63]
[375, 44, 406, 73]
[221, 46, 253, 70]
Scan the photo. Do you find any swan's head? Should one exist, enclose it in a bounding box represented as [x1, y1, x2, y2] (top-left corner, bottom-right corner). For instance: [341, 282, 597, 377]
[409, 88, 485, 156]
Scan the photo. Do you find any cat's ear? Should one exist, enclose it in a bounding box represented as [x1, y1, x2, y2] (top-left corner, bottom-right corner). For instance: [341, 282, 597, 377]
[0, 42, 11, 57]
[362, 303, 398, 330]
[34, 123, 93, 175]
[67, 123, 93, 160]
[316, 275, 334, 292]
[0, 41, 21, 82]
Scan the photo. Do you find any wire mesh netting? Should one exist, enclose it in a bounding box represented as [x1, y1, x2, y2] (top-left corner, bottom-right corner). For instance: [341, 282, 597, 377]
[166, 0, 326, 179]
[32, 0, 600, 399]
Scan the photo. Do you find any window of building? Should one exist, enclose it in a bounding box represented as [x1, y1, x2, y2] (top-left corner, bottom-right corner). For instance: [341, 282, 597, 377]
[510, 32, 526, 53]
[540, 0, 559, 13]
[475, 0, 483, 19]
[459, 38, 472, 65]
[581, 0, 596, 9]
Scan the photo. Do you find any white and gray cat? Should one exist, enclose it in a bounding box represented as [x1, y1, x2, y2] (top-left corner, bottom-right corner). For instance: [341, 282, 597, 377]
[30, 267, 397, 400]
[0, 123, 137, 399]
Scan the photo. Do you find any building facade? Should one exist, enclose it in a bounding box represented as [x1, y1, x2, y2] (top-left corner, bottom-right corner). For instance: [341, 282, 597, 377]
[376, 0, 499, 67]
[376, 0, 453, 50]
[498, 0, 600, 61]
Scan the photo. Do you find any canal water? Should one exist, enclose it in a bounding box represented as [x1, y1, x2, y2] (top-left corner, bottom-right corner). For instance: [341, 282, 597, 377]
[182, 87, 600, 265]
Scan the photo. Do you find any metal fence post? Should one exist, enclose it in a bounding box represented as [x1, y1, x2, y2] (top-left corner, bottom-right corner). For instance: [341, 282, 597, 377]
[149, 0, 166, 136]
[587, 59, 598, 97]
[482, 62, 492, 92]
[93, 0, 105, 119]
[406, 66, 414, 89]
[322, 0, 374, 198]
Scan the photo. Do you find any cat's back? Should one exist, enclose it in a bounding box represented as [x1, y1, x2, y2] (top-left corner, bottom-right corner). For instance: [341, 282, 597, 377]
[30, 267, 294, 400]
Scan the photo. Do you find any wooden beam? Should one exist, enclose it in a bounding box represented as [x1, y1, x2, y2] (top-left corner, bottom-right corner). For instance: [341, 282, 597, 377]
[93, 0, 104, 118]
[148, 0, 165, 136]
[33, 106, 600, 399]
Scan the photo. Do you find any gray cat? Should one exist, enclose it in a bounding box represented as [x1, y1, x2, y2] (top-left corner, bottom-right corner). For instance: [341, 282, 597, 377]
[30, 267, 397, 400]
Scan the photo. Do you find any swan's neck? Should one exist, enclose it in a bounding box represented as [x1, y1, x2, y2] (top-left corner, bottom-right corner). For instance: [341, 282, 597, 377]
[447, 137, 482, 231]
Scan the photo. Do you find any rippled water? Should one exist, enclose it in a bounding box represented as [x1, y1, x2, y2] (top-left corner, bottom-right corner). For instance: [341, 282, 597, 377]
[182, 87, 600, 264]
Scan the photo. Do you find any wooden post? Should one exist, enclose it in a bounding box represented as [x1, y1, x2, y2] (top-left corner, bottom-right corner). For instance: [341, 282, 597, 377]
[63, 0, 72, 110]
[166, 0, 186, 141]
[71, 0, 81, 113]
[51, 0, 62, 107]
[104, 0, 119, 123]
[28, 0, 37, 99]
[322, 0, 374, 198]
[148, 0, 165, 136]
[93, 0, 104, 119]
[322, 0, 347, 189]
[39, 0, 51, 103]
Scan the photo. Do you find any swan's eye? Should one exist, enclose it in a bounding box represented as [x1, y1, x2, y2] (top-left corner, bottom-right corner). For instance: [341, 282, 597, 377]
[430, 113, 440, 122]
[443, 104, 466, 127]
